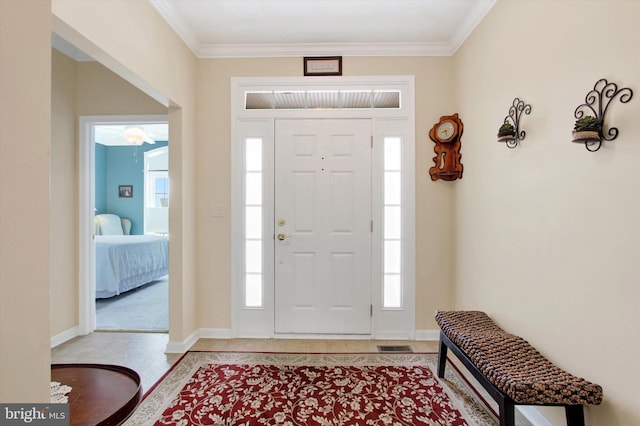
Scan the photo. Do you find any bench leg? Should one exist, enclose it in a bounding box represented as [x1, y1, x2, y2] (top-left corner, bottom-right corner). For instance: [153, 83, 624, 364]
[565, 405, 584, 426]
[437, 336, 448, 378]
[498, 397, 515, 426]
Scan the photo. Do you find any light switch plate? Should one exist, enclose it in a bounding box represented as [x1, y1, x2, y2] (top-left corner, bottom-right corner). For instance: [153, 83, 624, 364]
[211, 204, 225, 217]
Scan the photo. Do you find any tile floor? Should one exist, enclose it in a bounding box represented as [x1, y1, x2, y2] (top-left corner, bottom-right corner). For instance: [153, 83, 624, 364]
[51, 332, 180, 394]
[51, 332, 437, 395]
[191, 336, 439, 354]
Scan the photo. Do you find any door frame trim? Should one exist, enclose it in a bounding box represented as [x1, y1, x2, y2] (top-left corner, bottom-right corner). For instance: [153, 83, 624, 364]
[230, 76, 415, 339]
[78, 114, 168, 335]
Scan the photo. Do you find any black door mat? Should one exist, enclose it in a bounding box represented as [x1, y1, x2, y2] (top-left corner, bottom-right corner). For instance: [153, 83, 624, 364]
[377, 345, 413, 353]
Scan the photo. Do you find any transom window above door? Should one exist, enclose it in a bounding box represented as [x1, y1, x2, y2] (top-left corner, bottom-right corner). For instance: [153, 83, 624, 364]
[245, 90, 400, 110]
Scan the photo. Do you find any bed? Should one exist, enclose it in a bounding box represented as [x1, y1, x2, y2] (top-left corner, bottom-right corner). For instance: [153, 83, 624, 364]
[95, 214, 169, 299]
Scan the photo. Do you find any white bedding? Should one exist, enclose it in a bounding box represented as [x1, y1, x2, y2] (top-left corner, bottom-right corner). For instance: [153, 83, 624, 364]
[95, 235, 169, 299]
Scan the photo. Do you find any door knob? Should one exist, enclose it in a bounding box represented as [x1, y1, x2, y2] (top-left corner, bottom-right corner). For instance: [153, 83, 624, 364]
[277, 233, 286, 241]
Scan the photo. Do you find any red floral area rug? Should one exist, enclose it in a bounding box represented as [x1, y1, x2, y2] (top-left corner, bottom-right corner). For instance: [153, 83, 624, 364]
[123, 352, 496, 426]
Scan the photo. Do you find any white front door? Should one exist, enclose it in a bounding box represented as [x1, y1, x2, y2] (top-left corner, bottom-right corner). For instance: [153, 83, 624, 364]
[274, 119, 372, 334]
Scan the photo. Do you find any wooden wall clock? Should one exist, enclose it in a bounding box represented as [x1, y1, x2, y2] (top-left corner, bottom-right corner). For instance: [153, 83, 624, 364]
[428, 113, 464, 181]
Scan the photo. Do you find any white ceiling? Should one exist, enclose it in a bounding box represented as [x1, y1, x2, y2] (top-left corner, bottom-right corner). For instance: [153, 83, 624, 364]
[149, 0, 496, 58]
[95, 124, 169, 146]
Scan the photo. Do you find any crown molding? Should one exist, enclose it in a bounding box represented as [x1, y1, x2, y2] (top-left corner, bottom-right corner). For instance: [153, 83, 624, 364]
[148, 0, 201, 55]
[199, 41, 454, 58]
[150, 0, 496, 59]
[449, 0, 497, 52]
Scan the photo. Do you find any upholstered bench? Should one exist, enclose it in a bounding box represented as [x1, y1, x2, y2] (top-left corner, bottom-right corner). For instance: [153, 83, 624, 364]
[435, 310, 602, 426]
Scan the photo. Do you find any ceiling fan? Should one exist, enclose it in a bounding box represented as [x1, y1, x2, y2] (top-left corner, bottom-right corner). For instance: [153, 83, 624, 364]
[123, 126, 156, 145]
[94, 124, 167, 146]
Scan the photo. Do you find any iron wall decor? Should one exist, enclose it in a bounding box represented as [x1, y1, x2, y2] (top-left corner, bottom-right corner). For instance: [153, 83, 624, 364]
[497, 98, 532, 149]
[572, 78, 633, 152]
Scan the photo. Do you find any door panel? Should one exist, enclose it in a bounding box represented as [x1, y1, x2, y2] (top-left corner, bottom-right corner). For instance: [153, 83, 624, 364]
[275, 119, 372, 334]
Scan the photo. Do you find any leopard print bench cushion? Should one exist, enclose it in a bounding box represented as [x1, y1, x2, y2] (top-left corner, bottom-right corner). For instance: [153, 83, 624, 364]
[435, 310, 603, 406]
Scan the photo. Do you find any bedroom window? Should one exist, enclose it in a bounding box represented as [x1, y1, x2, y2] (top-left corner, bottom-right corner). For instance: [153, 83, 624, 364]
[383, 137, 402, 309]
[144, 146, 169, 236]
[245, 137, 263, 308]
[147, 172, 169, 207]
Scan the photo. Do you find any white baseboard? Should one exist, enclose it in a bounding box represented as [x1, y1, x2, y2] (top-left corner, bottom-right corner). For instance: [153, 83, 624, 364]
[517, 406, 553, 426]
[415, 329, 440, 341]
[50, 326, 80, 348]
[236, 331, 272, 339]
[198, 328, 234, 339]
[373, 331, 413, 340]
[165, 328, 235, 353]
[275, 333, 372, 340]
[165, 330, 199, 353]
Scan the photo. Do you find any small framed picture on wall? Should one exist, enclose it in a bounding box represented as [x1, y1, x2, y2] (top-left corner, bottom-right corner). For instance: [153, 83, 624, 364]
[118, 185, 133, 198]
[304, 56, 342, 76]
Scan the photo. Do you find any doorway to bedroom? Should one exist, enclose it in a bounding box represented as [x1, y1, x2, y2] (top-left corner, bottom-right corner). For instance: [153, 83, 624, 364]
[84, 116, 170, 332]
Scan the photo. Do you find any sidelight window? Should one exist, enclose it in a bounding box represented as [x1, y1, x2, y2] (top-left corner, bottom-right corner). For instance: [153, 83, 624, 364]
[244, 137, 263, 307]
[383, 137, 402, 308]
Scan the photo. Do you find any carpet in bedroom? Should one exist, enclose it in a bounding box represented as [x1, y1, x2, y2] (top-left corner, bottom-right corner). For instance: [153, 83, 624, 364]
[95, 276, 168, 331]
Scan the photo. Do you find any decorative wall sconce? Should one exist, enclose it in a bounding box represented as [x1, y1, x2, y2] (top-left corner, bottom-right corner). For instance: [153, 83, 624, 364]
[497, 98, 531, 148]
[572, 78, 633, 152]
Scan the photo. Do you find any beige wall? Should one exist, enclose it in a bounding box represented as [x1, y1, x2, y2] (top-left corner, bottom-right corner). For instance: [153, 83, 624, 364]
[52, 0, 199, 343]
[50, 50, 78, 337]
[195, 57, 456, 331]
[0, 0, 197, 400]
[12, 0, 635, 419]
[453, 1, 640, 424]
[50, 14, 459, 342]
[75, 62, 168, 116]
[0, 0, 52, 402]
[50, 51, 168, 338]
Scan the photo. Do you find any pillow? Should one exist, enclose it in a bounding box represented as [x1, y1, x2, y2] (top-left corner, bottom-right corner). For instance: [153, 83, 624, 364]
[96, 214, 124, 235]
[121, 218, 132, 235]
